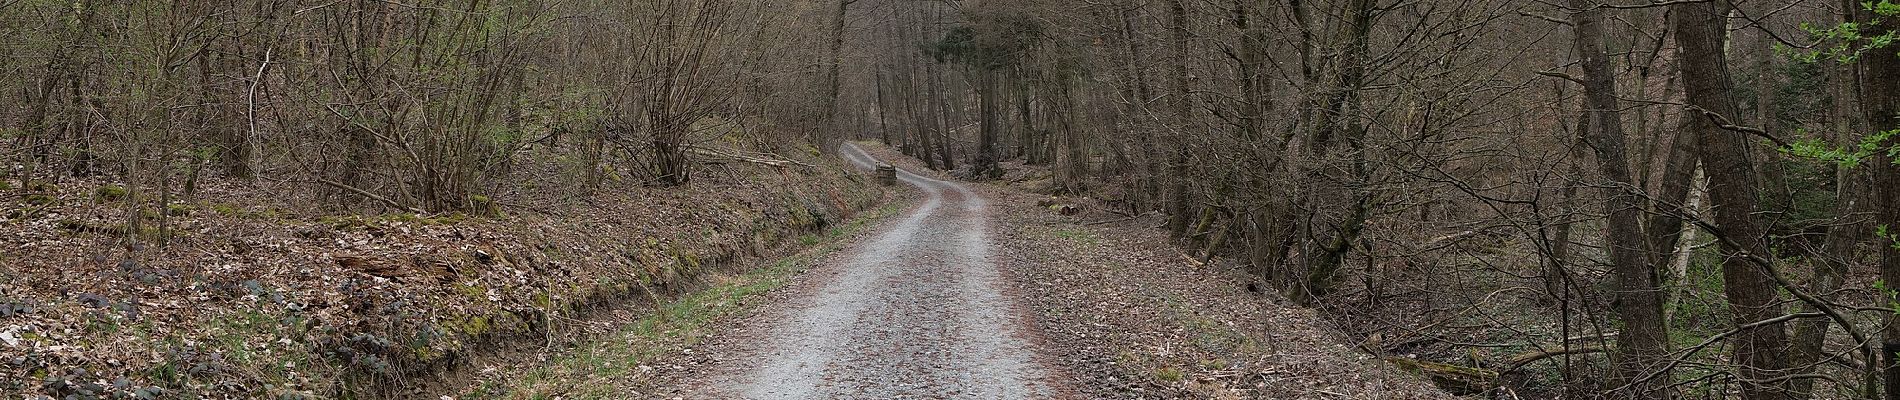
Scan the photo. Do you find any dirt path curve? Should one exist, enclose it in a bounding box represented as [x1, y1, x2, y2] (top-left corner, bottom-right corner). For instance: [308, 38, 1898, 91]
[669, 143, 1063, 399]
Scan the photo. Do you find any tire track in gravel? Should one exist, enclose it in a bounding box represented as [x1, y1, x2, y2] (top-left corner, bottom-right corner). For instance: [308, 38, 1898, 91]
[672, 143, 1063, 399]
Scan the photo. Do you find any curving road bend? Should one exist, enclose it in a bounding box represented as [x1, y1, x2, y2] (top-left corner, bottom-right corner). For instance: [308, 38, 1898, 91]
[677, 143, 1062, 399]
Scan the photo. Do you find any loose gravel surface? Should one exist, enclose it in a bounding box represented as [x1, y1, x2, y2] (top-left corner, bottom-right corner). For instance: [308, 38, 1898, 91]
[658, 144, 1067, 399]
[852, 143, 1459, 399]
[638, 143, 1457, 399]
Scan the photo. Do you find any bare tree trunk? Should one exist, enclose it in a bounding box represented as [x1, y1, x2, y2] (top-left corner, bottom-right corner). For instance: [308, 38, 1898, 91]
[26, 55, 66, 169]
[910, 69, 938, 169]
[1052, 80, 1086, 194]
[1164, 0, 1195, 237]
[974, 68, 1000, 179]
[1015, 68, 1042, 165]
[1297, 0, 1373, 303]
[1674, 2, 1789, 398]
[896, 7, 934, 167]
[821, 0, 853, 146]
[1232, 0, 1267, 142]
[875, 66, 891, 145]
[652, 124, 691, 185]
[1790, 171, 1857, 399]
[927, 56, 956, 171]
[1789, 9, 1870, 400]
[1231, 0, 1279, 281]
[1856, 2, 1900, 398]
[1647, 120, 1700, 270]
[1546, 110, 1588, 299]
[1569, 1, 1673, 397]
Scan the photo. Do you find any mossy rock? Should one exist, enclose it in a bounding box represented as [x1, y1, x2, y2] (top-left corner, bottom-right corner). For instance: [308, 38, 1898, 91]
[94, 185, 128, 201]
[1153, 365, 1185, 383]
[675, 243, 702, 266]
[531, 292, 553, 309]
[411, 345, 441, 363]
[468, 195, 500, 217]
[459, 316, 493, 335]
[454, 283, 489, 302]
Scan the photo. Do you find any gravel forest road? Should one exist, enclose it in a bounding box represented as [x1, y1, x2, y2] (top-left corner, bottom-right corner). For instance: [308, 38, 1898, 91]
[670, 143, 1064, 399]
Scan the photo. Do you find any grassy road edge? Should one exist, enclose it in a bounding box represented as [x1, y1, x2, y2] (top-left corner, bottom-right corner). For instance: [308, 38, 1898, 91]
[458, 199, 912, 399]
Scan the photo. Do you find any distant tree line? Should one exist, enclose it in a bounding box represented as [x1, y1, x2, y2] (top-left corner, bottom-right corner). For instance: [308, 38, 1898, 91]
[0, 0, 846, 213]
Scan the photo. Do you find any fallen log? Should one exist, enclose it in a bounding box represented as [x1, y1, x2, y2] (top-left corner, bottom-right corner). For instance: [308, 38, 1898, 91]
[1503, 345, 1609, 372]
[686, 146, 814, 169]
[1384, 356, 1498, 395]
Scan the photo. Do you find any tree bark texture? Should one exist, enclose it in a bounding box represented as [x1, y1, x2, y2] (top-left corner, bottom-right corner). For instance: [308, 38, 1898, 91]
[1570, 1, 1673, 397]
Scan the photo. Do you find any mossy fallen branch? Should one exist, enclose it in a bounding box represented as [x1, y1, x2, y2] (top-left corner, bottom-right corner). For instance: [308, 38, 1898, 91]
[1504, 345, 1609, 371]
[687, 145, 814, 169]
[1384, 356, 1497, 395]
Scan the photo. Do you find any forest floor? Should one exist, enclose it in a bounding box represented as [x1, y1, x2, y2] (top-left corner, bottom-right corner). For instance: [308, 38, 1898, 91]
[454, 142, 1457, 399]
[0, 144, 886, 398]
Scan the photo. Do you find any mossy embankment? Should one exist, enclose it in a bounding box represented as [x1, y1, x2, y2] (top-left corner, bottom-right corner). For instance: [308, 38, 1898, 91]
[0, 150, 889, 399]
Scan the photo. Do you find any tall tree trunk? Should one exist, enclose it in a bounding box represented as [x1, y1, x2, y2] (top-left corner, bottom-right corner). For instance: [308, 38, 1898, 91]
[1232, 0, 1267, 142]
[974, 68, 1000, 179]
[875, 66, 891, 145]
[1104, 2, 1147, 195]
[912, 66, 936, 165]
[1164, 0, 1196, 237]
[928, 59, 956, 171]
[1015, 69, 1041, 165]
[1647, 119, 1701, 270]
[26, 54, 66, 169]
[1052, 81, 1086, 194]
[1673, 2, 1788, 398]
[1787, 9, 1869, 397]
[1232, 0, 1282, 282]
[1568, 1, 1673, 397]
[1546, 109, 1589, 299]
[1857, 2, 1900, 398]
[821, 0, 852, 146]
[1789, 170, 1858, 399]
[1296, 0, 1373, 304]
[898, 7, 933, 167]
